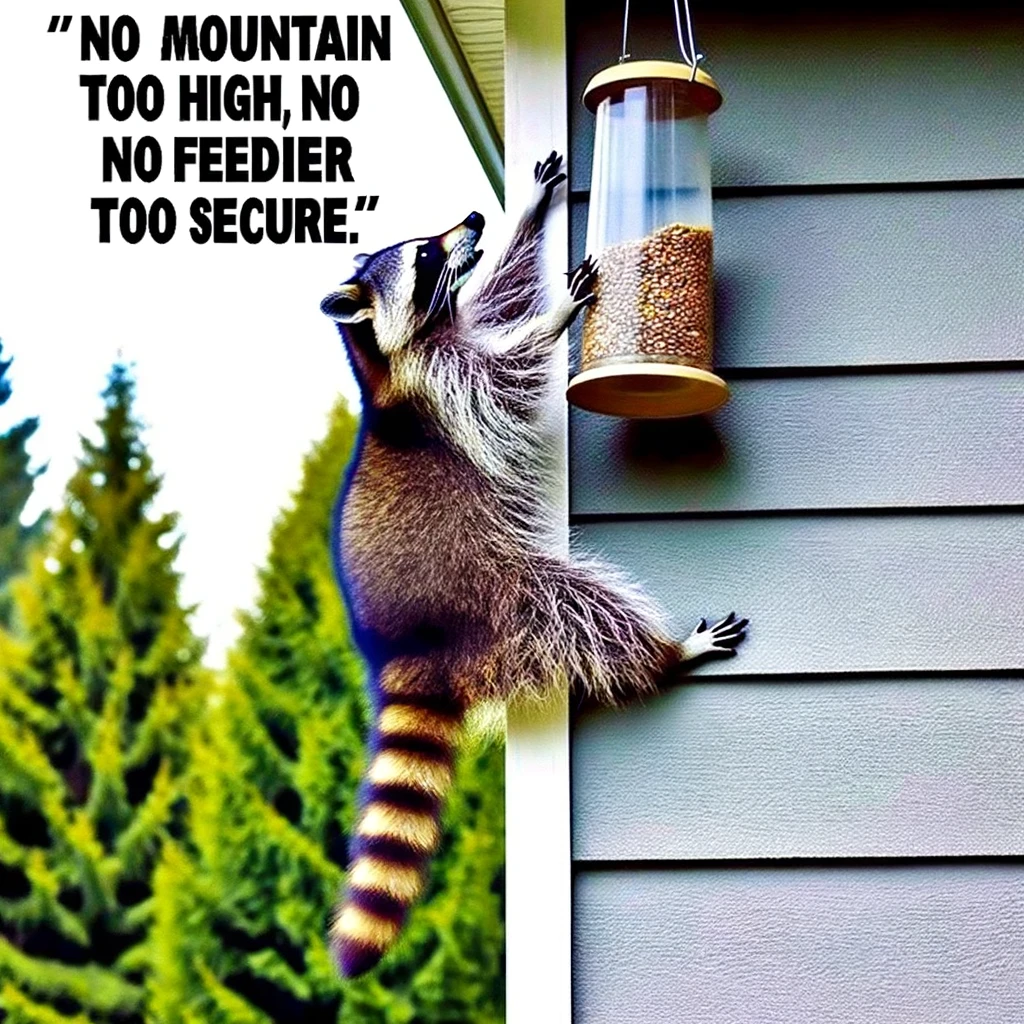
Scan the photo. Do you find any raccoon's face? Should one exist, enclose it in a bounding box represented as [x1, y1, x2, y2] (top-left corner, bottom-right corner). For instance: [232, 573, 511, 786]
[321, 212, 485, 355]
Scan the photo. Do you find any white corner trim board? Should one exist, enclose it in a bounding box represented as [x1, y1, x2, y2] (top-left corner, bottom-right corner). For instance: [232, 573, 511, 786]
[504, 0, 572, 1021]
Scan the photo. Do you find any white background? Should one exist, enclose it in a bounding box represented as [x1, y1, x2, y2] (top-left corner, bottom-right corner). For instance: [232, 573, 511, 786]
[0, 2, 503, 664]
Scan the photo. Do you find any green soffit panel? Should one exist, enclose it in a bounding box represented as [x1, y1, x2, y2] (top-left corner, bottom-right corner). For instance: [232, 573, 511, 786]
[401, 0, 506, 204]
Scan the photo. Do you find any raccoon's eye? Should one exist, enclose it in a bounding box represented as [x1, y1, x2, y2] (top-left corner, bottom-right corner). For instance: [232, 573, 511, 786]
[417, 241, 442, 262]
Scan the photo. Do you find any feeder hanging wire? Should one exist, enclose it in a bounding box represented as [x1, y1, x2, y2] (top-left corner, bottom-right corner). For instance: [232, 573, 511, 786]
[620, 0, 706, 76]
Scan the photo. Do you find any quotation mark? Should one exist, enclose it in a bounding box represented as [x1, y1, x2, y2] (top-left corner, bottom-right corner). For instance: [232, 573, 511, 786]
[347, 197, 379, 242]
[47, 15, 73, 32]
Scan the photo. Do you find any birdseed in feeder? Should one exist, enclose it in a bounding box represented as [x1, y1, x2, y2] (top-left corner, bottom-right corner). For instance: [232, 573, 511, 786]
[582, 222, 713, 370]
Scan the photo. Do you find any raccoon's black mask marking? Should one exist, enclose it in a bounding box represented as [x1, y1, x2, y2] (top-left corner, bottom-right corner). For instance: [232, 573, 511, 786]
[412, 238, 449, 314]
[414, 213, 485, 322]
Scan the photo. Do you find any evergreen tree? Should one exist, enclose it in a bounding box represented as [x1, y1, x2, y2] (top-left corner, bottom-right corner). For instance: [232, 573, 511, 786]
[0, 342, 44, 609]
[0, 365, 207, 1022]
[150, 400, 505, 1023]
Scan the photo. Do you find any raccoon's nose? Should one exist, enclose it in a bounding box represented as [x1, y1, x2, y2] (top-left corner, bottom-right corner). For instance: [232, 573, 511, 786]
[464, 211, 485, 232]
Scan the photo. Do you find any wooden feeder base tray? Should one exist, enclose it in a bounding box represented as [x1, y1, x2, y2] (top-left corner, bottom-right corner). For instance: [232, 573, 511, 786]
[567, 363, 730, 419]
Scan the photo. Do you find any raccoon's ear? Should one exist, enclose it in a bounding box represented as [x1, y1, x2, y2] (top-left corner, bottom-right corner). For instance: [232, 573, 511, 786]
[321, 282, 373, 323]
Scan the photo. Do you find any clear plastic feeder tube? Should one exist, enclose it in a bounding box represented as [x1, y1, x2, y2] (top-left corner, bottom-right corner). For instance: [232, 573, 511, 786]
[587, 70, 714, 251]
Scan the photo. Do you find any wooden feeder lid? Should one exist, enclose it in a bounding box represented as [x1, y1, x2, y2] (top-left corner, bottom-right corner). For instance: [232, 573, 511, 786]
[583, 59, 724, 115]
[567, 363, 730, 419]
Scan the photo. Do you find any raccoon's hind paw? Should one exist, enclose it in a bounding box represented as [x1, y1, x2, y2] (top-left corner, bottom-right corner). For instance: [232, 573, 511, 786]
[681, 612, 749, 661]
[567, 255, 599, 307]
[534, 151, 567, 194]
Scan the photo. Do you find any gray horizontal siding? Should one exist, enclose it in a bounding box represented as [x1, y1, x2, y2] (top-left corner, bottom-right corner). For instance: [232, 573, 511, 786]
[568, 3, 1024, 190]
[573, 677, 1024, 860]
[576, 514, 1023, 675]
[568, 189, 1024, 369]
[569, 371, 1024, 515]
[568, 6, 1024, 1019]
[574, 864, 1024, 1024]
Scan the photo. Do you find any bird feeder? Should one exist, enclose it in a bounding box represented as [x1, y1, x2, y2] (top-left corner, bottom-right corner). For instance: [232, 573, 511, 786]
[567, 59, 728, 418]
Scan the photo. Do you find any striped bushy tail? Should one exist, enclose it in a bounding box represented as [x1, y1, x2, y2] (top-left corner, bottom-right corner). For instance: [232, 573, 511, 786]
[331, 685, 464, 977]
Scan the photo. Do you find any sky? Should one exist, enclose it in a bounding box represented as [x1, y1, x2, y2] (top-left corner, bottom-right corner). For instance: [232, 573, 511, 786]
[0, 2, 504, 665]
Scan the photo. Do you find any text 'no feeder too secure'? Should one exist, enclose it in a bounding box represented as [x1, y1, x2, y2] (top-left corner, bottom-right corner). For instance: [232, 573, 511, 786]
[567, 58, 728, 419]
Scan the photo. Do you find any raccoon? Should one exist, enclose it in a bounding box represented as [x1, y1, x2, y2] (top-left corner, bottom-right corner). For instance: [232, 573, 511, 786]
[321, 152, 747, 977]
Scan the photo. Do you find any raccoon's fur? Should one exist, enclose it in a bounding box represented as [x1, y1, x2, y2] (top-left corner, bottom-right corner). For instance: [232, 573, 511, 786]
[321, 153, 747, 977]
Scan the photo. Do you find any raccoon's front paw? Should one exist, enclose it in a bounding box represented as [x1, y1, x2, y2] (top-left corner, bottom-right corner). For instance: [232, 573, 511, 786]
[681, 612, 749, 661]
[568, 255, 598, 306]
[530, 152, 567, 219]
[534, 150, 567, 193]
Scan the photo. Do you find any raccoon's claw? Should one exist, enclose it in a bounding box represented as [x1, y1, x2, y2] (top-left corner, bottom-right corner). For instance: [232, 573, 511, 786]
[535, 151, 567, 190]
[567, 255, 599, 306]
[682, 612, 749, 661]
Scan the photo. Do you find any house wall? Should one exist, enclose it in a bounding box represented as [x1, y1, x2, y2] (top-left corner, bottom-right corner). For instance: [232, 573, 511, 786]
[566, 2, 1024, 1020]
